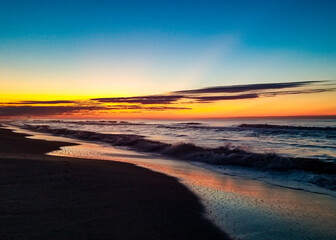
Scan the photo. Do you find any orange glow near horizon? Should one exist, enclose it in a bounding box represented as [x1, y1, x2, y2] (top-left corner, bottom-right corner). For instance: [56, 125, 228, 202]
[1, 89, 335, 119]
[1, 67, 335, 120]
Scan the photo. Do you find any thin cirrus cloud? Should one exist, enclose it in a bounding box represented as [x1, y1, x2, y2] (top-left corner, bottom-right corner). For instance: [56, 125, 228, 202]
[261, 88, 336, 97]
[0, 80, 334, 117]
[1, 100, 78, 105]
[91, 93, 260, 104]
[189, 94, 259, 103]
[91, 95, 184, 105]
[93, 80, 334, 105]
[173, 81, 324, 94]
[0, 104, 190, 117]
[0, 106, 103, 116]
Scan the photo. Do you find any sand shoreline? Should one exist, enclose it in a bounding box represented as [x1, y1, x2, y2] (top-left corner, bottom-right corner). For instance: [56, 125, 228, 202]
[0, 127, 229, 239]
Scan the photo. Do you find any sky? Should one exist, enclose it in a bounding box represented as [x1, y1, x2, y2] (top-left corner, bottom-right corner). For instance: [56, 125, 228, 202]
[0, 0, 335, 118]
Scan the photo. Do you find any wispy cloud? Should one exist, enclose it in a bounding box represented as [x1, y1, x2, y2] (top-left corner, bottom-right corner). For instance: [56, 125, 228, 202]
[261, 88, 336, 97]
[189, 94, 259, 102]
[174, 81, 323, 94]
[0, 105, 190, 117]
[92, 95, 184, 104]
[0, 106, 101, 116]
[2, 100, 77, 105]
[93, 80, 333, 105]
[0, 80, 334, 117]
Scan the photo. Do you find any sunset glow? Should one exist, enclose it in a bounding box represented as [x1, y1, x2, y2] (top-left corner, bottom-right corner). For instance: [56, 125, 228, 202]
[1, 2, 336, 240]
[1, 0, 335, 119]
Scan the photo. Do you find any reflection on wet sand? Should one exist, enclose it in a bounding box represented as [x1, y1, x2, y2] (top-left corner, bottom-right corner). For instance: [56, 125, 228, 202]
[50, 142, 336, 240]
[6, 126, 336, 240]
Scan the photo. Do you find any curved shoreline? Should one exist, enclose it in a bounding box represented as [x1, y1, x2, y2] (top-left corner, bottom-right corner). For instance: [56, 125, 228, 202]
[0, 127, 230, 239]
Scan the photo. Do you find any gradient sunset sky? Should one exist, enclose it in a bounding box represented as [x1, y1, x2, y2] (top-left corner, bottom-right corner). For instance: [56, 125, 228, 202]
[1, 0, 335, 118]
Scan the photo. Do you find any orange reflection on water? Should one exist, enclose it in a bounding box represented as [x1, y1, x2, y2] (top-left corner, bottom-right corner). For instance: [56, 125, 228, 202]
[9, 125, 336, 239]
[112, 156, 336, 221]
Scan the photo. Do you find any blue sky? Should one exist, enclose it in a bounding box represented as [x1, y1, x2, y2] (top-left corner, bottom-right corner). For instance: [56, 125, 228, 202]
[1, 0, 335, 51]
[1, 0, 336, 96]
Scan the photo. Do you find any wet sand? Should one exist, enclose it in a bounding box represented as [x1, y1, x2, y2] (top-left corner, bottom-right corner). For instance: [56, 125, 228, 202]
[36, 128, 336, 240]
[0, 127, 229, 239]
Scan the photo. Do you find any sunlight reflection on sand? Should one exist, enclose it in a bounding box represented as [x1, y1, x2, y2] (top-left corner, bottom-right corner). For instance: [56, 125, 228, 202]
[7, 126, 336, 240]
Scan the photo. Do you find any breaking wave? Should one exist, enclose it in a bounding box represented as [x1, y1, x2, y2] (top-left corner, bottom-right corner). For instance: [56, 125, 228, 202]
[20, 124, 336, 181]
[27, 119, 147, 126]
[238, 123, 336, 131]
[24, 120, 336, 135]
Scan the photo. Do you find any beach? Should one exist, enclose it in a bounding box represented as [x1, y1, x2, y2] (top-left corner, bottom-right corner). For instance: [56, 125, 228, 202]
[2, 122, 336, 240]
[2, 1, 335, 239]
[0, 126, 229, 239]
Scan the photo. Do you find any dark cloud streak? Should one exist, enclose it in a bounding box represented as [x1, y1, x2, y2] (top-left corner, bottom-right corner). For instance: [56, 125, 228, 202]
[2, 100, 77, 105]
[175, 81, 323, 94]
[261, 88, 336, 97]
[0, 105, 190, 117]
[190, 94, 259, 102]
[0, 80, 334, 117]
[0, 106, 102, 116]
[92, 95, 184, 104]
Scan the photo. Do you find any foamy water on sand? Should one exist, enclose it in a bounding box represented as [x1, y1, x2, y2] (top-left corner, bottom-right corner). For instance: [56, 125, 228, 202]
[12, 118, 336, 161]
[7, 125, 336, 240]
[10, 118, 336, 196]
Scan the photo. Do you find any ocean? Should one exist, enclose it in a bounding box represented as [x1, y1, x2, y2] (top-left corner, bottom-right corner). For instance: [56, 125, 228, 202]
[10, 117, 336, 195]
[5, 117, 336, 240]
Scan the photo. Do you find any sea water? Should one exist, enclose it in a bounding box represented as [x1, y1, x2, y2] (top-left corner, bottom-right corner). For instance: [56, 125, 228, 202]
[5, 120, 336, 240]
[10, 118, 336, 194]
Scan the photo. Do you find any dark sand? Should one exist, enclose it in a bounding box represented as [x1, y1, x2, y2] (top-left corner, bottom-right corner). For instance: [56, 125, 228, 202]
[0, 127, 229, 240]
